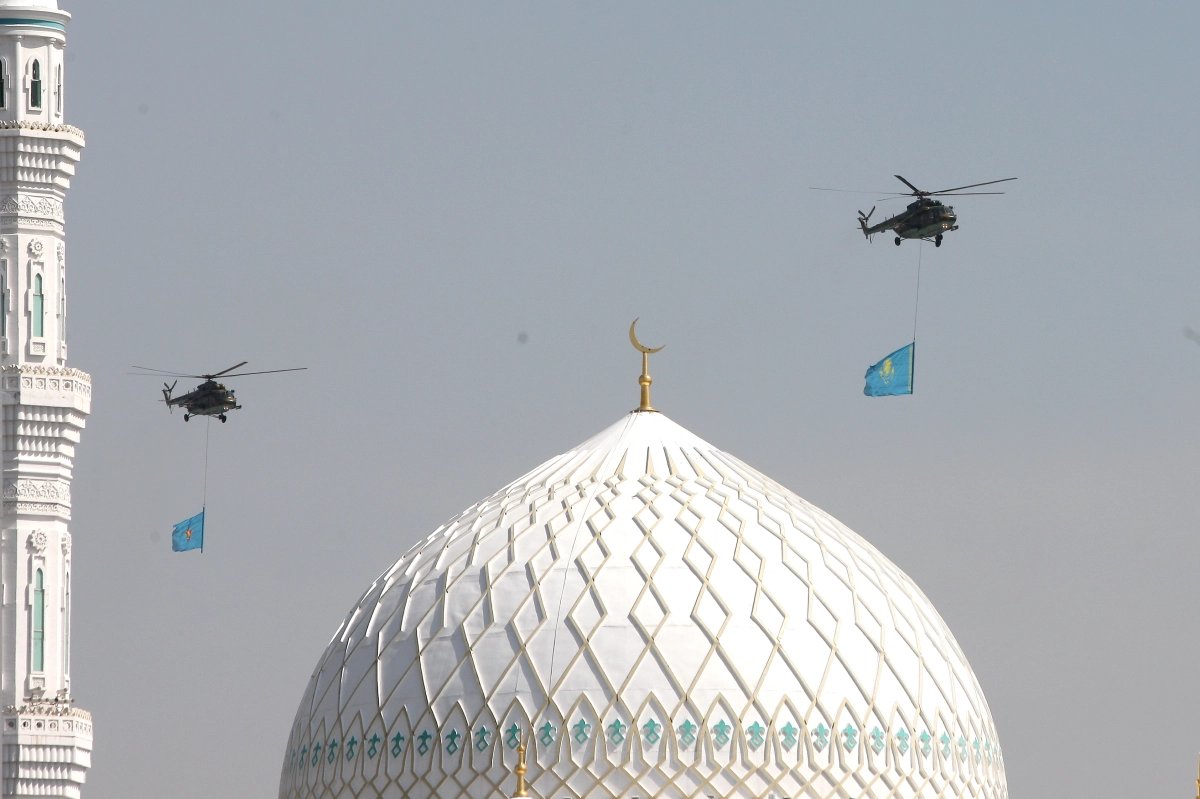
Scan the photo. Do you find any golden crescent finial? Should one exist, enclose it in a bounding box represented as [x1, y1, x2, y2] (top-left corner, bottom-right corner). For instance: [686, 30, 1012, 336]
[629, 318, 663, 412]
[629, 318, 664, 354]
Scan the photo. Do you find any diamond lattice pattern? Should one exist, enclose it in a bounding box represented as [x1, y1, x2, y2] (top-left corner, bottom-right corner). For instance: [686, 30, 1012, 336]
[279, 413, 1007, 799]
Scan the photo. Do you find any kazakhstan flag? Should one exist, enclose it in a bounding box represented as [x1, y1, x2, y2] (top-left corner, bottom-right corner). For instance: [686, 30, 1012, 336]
[172, 509, 205, 553]
[863, 342, 914, 397]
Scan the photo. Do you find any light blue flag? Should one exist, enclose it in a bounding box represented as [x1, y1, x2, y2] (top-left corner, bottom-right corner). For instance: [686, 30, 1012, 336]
[172, 509, 205, 553]
[863, 342, 914, 397]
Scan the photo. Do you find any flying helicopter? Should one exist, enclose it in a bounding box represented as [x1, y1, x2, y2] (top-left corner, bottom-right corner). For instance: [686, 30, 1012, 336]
[811, 175, 1016, 247]
[131, 361, 307, 422]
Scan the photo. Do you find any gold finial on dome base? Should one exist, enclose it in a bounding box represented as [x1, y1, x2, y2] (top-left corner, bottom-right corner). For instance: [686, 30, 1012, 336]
[513, 742, 530, 798]
[629, 318, 664, 413]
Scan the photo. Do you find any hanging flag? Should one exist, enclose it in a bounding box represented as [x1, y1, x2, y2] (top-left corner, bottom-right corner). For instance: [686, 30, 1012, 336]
[863, 342, 915, 397]
[172, 509, 205, 553]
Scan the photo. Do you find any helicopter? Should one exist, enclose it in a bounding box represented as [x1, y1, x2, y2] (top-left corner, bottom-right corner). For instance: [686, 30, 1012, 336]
[812, 175, 1016, 247]
[132, 361, 307, 422]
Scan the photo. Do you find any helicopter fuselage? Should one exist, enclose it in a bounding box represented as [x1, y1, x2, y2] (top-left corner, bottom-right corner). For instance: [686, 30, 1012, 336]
[864, 198, 957, 241]
[165, 380, 241, 417]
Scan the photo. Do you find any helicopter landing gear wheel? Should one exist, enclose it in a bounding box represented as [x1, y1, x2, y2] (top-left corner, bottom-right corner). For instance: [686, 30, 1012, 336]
[183, 413, 190, 422]
[894, 237, 902, 246]
[935, 234, 943, 247]
[219, 415, 227, 423]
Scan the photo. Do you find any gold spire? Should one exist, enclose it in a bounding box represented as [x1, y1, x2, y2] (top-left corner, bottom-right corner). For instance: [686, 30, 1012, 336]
[629, 318, 664, 413]
[513, 742, 529, 798]
[1195, 754, 1199, 799]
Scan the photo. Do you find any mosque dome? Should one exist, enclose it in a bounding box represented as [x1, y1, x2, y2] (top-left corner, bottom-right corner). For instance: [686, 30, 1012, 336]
[279, 411, 1007, 799]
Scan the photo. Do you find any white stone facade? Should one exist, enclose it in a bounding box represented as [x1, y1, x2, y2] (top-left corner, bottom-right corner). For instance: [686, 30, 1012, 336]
[0, 2, 91, 796]
[281, 412, 1006, 799]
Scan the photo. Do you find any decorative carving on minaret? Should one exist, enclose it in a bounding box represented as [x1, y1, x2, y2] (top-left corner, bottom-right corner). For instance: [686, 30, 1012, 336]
[0, 197, 66, 229]
[0, 120, 85, 137]
[3, 703, 92, 723]
[28, 238, 45, 259]
[3, 479, 71, 505]
[57, 241, 65, 266]
[61, 532, 72, 557]
[3, 364, 91, 381]
[28, 530, 48, 554]
[0, 197, 64, 221]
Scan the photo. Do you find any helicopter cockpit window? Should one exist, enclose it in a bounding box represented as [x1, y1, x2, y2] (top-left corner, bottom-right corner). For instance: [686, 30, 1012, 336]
[32, 274, 44, 338]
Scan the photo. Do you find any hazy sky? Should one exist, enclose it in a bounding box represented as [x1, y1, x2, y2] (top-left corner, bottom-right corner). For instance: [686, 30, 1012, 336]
[59, 2, 1199, 797]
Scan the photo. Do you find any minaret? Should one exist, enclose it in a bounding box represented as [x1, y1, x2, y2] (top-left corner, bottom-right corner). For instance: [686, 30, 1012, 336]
[0, 2, 91, 797]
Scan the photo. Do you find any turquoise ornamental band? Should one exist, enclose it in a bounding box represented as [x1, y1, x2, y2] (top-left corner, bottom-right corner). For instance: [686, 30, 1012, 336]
[0, 19, 66, 31]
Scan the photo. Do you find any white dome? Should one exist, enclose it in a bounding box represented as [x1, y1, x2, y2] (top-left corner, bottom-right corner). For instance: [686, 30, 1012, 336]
[280, 412, 1007, 799]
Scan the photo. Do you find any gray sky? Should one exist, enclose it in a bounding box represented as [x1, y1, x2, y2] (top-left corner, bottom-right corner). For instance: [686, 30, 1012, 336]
[62, 1, 1198, 797]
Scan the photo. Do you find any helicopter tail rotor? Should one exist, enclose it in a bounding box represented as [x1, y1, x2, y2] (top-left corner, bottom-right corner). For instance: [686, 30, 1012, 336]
[858, 206, 875, 238]
[162, 380, 177, 412]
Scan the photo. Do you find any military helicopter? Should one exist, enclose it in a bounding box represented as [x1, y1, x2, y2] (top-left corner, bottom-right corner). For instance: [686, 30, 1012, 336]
[131, 361, 307, 422]
[812, 175, 1016, 247]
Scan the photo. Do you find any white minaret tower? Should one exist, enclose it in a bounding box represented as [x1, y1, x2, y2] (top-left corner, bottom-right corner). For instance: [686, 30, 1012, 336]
[0, 2, 91, 797]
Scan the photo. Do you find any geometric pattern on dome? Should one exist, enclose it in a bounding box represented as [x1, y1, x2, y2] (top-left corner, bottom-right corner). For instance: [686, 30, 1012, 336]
[279, 413, 1007, 799]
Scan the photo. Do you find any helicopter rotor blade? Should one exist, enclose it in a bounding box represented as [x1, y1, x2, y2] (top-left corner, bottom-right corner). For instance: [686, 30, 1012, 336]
[131, 366, 204, 378]
[203, 361, 250, 379]
[894, 175, 924, 194]
[931, 191, 1007, 196]
[214, 367, 308, 379]
[929, 177, 1017, 195]
[809, 187, 903, 195]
